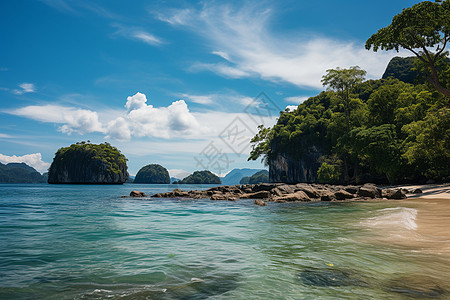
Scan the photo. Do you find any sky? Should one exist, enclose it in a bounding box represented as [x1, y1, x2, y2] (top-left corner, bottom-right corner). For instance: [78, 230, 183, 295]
[0, 0, 419, 178]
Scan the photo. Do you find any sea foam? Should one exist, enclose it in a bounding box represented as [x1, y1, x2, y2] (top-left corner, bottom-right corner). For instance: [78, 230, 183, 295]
[361, 207, 418, 230]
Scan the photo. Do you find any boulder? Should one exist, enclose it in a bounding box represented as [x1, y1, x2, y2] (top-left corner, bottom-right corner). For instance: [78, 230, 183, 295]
[382, 189, 407, 200]
[412, 188, 423, 194]
[343, 186, 359, 195]
[130, 190, 147, 197]
[319, 190, 336, 201]
[252, 183, 279, 192]
[357, 184, 381, 198]
[295, 183, 321, 198]
[274, 191, 310, 202]
[334, 190, 355, 200]
[254, 199, 267, 206]
[240, 190, 271, 199]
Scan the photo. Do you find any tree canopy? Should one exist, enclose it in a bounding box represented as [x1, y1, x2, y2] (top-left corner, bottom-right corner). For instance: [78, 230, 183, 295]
[249, 58, 449, 184]
[366, 0, 450, 97]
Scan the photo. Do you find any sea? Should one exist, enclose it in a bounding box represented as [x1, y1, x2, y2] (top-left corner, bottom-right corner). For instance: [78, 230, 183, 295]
[0, 183, 449, 299]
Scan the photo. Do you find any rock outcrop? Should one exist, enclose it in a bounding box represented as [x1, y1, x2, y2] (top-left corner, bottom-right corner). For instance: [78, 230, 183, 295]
[48, 142, 128, 184]
[148, 183, 407, 205]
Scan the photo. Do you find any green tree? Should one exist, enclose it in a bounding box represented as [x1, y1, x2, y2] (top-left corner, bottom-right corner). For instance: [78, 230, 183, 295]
[321, 66, 367, 132]
[366, 0, 450, 98]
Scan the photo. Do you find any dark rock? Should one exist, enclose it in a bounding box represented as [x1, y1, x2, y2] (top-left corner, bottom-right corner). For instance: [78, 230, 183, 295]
[334, 190, 355, 200]
[426, 179, 435, 184]
[130, 190, 147, 197]
[344, 186, 359, 194]
[254, 199, 267, 206]
[252, 183, 279, 192]
[382, 189, 407, 200]
[401, 188, 410, 194]
[357, 183, 381, 198]
[412, 188, 423, 194]
[384, 276, 446, 298]
[299, 267, 368, 287]
[240, 191, 271, 199]
[276, 184, 296, 194]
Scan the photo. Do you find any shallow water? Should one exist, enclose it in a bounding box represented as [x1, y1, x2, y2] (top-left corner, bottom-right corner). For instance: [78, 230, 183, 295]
[0, 184, 449, 299]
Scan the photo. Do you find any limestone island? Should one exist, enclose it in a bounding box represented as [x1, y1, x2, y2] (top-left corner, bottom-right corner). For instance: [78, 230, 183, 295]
[133, 164, 170, 184]
[48, 141, 128, 184]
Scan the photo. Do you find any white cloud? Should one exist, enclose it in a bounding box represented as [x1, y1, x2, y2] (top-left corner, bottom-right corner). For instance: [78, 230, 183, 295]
[9, 105, 104, 135]
[180, 93, 214, 105]
[168, 169, 190, 179]
[113, 24, 163, 46]
[284, 96, 310, 104]
[132, 31, 163, 46]
[13, 83, 35, 95]
[211, 51, 230, 61]
[0, 153, 50, 173]
[0, 133, 13, 138]
[107, 92, 200, 139]
[285, 105, 298, 112]
[190, 62, 250, 78]
[158, 3, 408, 89]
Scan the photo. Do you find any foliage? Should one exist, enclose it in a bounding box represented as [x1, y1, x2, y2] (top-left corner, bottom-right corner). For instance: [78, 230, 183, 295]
[173, 170, 221, 184]
[317, 163, 341, 184]
[249, 61, 449, 184]
[402, 107, 450, 180]
[134, 164, 170, 184]
[366, 0, 450, 97]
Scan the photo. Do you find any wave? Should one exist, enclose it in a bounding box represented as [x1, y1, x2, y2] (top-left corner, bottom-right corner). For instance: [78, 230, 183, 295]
[360, 207, 418, 231]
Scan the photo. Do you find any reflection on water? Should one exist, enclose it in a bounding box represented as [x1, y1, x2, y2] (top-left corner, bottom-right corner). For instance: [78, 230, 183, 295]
[0, 184, 449, 299]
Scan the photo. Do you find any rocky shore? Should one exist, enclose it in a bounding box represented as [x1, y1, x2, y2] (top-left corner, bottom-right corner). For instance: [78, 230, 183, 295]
[129, 183, 422, 205]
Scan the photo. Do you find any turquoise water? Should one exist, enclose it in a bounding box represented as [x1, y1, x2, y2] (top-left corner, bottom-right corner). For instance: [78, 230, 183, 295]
[0, 184, 448, 299]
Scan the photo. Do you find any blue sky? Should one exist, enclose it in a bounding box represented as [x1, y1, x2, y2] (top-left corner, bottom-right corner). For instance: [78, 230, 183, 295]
[0, 0, 419, 177]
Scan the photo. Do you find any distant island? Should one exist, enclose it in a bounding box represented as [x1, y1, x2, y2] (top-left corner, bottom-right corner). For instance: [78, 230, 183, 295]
[0, 162, 47, 183]
[173, 170, 221, 184]
[240, 170, 269, 184]
[220, 168, 266, 185]
[134, 164, 170, 184]
[48, 141, 128, 184]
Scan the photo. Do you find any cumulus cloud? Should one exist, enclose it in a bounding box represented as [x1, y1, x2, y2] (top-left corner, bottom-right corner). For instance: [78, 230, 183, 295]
[13, 83, 35, 95]
[168, 169, 190, 179]
[0, 153, 50, 173]
[107, 92, 200, 140]
[10, 105, 104, 135]
[158, 3, 408, 89]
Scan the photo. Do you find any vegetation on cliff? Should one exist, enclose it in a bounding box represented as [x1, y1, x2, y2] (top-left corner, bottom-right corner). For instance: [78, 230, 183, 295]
[0, 163, 46, 183]
[173, 170, 221, 184]
[48, 141, 128, 184]
[250, 62, 449, 184]
[134, 164, 170, 184]
[249, 1, 449, 184]
[240, 170, 270, 184]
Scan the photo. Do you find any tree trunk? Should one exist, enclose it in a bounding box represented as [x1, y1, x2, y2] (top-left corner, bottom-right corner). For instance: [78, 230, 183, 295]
[428, 62, 450, 98]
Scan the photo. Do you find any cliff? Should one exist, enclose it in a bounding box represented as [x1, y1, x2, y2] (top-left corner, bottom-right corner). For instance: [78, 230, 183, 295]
[134, 164, 170, 184]
[48, 142, 128, 184]
[269, 146, 324, 184]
